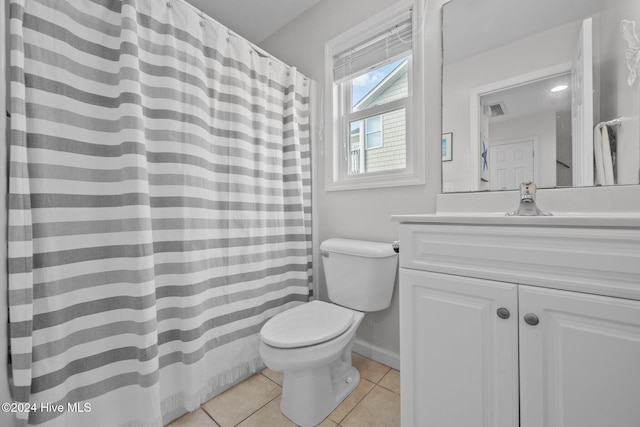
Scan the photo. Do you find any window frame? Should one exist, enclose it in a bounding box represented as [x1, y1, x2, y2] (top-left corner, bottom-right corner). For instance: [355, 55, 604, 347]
[324, 0, 425, 191]
[364, 115, 383, 150]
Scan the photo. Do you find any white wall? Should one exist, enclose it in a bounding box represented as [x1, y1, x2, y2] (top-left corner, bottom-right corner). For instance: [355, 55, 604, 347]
[1, 2, 16, 426]
[599, 0, 640, 185]
[442, 21, 581, 192]
[260, 0, 444, 359]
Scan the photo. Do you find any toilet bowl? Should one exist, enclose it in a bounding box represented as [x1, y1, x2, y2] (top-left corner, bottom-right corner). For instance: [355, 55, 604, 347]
[259, 238, 398, 427]
[259, 301, 365, 426]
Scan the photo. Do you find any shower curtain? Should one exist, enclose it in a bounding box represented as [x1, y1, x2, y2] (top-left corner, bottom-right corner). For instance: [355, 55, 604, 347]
[7, 0, 312, 425]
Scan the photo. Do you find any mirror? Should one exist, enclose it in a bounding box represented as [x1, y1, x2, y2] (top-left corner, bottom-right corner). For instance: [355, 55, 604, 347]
[442, 0, 640, 193]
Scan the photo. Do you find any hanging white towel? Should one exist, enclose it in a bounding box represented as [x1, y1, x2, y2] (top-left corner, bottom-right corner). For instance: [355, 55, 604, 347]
[601, 125, 615, 185]
[593, 125, 606, 185]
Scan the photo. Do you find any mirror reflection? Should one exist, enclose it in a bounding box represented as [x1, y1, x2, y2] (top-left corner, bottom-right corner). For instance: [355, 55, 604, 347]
[442, 0, 640, 193]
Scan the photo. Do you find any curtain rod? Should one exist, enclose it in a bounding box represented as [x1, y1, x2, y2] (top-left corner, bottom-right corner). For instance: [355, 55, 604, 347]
[169, 0, 309, 80]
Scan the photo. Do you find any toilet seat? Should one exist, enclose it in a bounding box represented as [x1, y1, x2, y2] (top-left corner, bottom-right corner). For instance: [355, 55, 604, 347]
[260, 300, 354, 349]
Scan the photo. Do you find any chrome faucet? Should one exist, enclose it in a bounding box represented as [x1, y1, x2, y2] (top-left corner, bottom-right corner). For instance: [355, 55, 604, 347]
[506, 182, 552, 216]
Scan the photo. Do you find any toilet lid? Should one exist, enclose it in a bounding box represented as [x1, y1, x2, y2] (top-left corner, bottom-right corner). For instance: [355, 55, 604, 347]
[260, 300, 354, 349]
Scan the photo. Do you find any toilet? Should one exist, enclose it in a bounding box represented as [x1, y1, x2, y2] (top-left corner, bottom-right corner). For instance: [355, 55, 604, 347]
[259, 238, 398, 426]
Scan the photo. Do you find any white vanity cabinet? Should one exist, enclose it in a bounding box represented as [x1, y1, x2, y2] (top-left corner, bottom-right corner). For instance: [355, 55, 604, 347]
[518, 285, 640, 427]
[397, 219, 640, 427]
[400, 269, 519, 426]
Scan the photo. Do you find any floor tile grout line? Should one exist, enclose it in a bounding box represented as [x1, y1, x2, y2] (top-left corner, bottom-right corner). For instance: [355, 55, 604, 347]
[341, 383, 398, 427]
[233, 391, 283, 426]
[376, 367, 400, 395]
[333, 380, 379, 426]
[259, 371, 283, 388]
[373, 367, 392, 385]
[201, 405, 221, 427]
[341, 383, 378, 425]
[377, 382, 400, 396]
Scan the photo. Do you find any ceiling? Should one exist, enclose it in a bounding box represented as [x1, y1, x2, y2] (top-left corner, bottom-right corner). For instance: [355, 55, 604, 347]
[184, 0, 323, 45]
[481, 73, 572, 123]
[444, 0, 606, 125]
[442, 0, 605, 64]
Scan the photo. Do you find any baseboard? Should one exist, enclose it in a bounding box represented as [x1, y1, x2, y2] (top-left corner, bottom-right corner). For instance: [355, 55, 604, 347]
[353, 339, 400, 371]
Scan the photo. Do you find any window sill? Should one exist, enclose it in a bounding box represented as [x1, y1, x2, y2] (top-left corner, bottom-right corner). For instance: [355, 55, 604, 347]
[325, 170, 424, 192]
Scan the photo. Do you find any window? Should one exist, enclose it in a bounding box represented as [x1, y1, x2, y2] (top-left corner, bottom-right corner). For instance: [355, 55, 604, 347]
[324, 0, 424, 190]
[365, 116, 382, 150]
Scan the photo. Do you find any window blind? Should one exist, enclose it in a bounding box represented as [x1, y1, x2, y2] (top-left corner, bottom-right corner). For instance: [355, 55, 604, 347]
[333, 9, 413, 83]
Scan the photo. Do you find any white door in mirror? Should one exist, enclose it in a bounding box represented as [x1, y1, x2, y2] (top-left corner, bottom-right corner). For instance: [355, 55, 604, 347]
[490, 139, 534, 190]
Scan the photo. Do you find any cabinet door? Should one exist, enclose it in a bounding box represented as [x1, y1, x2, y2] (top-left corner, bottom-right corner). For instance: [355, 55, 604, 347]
[519, 286, 640, 427]
[399, 269, 519, 427]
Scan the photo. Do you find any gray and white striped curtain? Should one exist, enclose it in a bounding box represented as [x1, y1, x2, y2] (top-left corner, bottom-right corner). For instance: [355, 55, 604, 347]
[8, 0, 312, 425]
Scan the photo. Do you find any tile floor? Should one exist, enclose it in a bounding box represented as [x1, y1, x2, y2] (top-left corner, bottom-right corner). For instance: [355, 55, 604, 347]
[167, 352, 400, 427]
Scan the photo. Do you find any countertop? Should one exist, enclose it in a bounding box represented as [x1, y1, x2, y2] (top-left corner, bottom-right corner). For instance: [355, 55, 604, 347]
[391, 213, 640, 228]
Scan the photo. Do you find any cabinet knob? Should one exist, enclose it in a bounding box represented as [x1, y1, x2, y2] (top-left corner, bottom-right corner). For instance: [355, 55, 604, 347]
[496, 307, 511, 319]
[524, 313, 540, 326]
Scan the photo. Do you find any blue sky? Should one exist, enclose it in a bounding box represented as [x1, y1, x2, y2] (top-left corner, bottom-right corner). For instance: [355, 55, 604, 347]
[352, 58, 405, 107]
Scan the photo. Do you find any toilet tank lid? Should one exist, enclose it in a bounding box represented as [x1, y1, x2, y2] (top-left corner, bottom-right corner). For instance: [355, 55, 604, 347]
[320, 238, 396, 258]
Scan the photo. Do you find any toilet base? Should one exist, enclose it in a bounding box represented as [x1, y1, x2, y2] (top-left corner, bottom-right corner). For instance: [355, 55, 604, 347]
[280, 354, 360, 427]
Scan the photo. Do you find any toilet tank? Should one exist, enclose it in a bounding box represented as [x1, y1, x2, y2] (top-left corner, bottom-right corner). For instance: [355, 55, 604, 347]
[320, 238, 398, 312]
